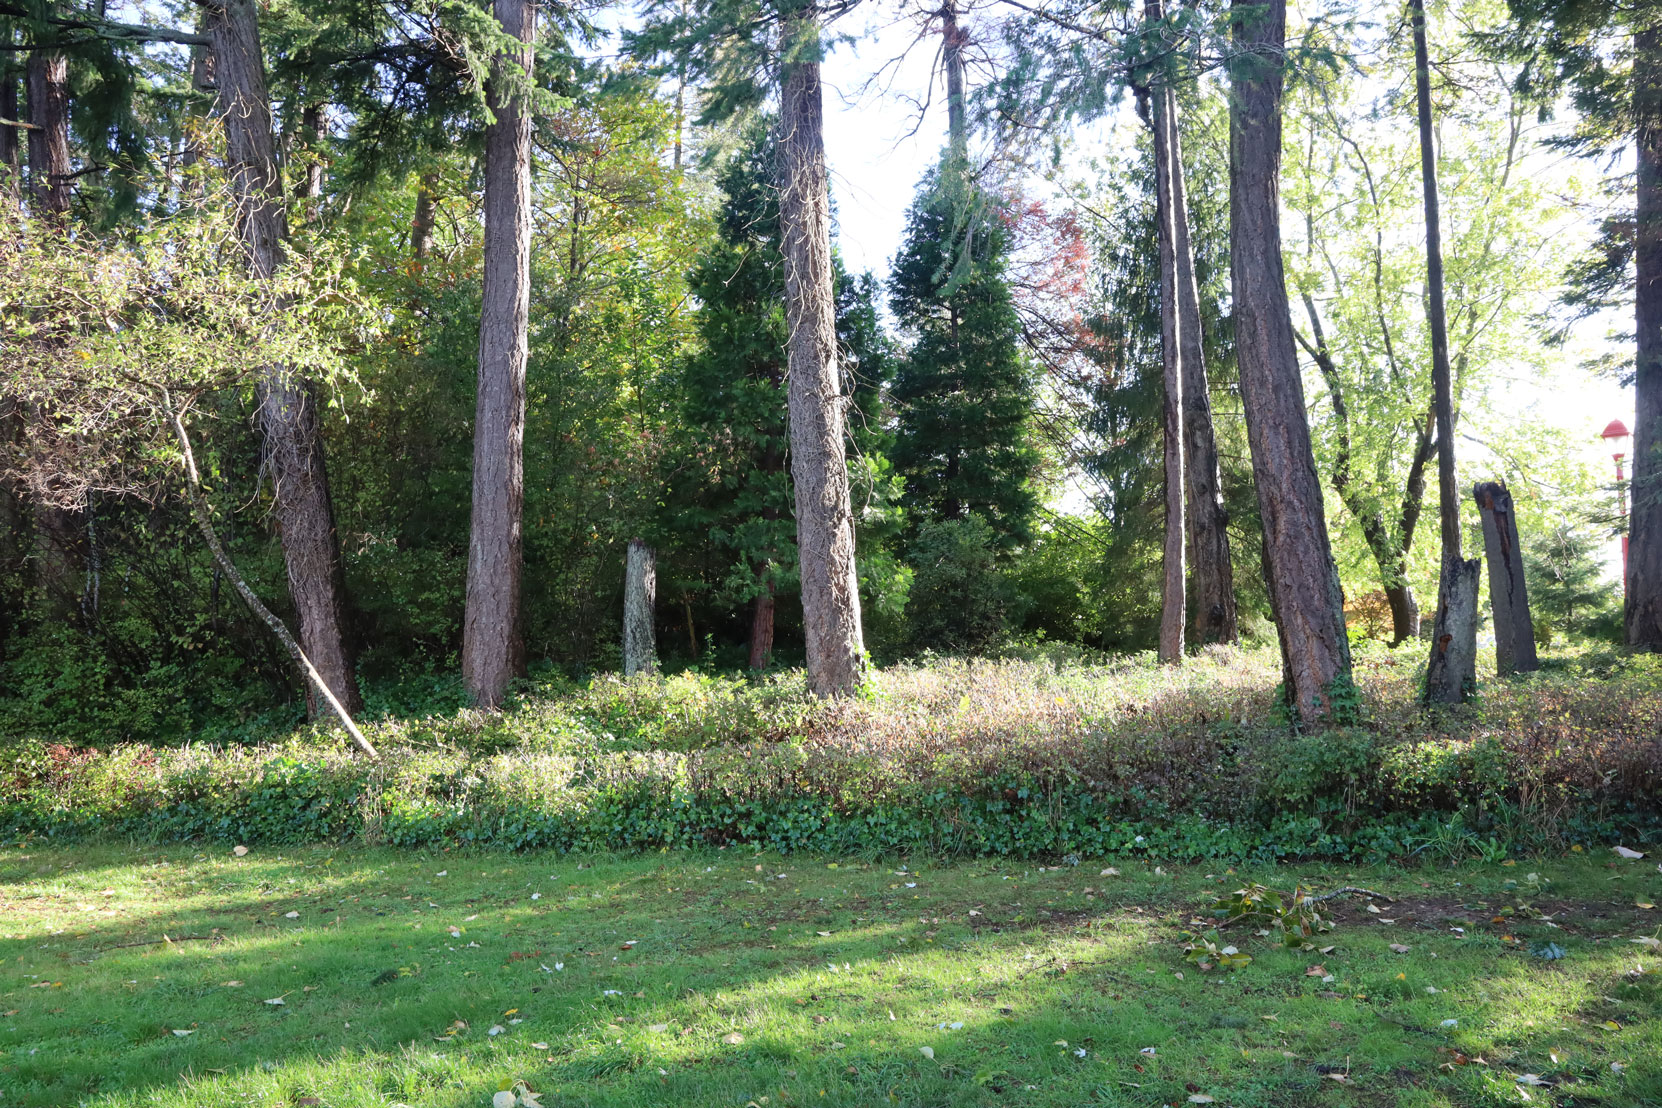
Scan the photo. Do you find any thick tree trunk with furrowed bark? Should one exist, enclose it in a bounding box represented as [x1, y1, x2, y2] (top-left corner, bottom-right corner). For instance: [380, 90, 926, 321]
[1631, 19, 1662, 650]
[205, 0, 362, 718]
[1228, 0, 1352, 720]
[779, 12, 866, 697]
[462, 0, 535, 708]
[26, 50, 69, 219]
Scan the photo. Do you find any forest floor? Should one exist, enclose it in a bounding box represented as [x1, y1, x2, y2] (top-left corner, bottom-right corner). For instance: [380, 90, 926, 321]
[1, 845, 1658, 1108]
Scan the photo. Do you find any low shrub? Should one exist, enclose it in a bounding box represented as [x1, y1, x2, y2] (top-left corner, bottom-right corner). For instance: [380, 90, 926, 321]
[2, 647, 1658, 861]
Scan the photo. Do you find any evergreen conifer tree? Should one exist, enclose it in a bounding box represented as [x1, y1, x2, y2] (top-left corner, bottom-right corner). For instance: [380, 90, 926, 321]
[888, 166, 1038, 546]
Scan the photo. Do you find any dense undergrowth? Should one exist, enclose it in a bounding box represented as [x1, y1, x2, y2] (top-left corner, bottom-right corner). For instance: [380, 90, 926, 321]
[2, 645, 1659, 861]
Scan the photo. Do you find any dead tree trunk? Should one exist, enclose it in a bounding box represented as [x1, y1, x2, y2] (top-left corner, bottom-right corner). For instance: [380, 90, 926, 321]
[1411, 0, 1479, 703]
[1228, 0, 1352, 720]
[462, 0, 535, 708]
[1631, 19, 1662, 650]
[779, 12, 866, 697]
[1144, 42, 1186, 666]
[1474, 481, 1538, 676]
[623, 538, 658, 677]
[205, 0, 362, 717]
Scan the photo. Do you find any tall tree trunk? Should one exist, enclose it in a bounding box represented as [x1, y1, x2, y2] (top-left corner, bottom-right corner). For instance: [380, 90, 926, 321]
[1228, 0, 1351, 720]
[24, 46, 81, 614]
[1412, 0, 1478, 703]
[1168, 90, 1237, 646]
[748, 578, 776, 670]
[462, 0, 535, 708]
[26, 50, 70, 220]
[779, 10, 866, 697]
[1144, 40, 1186, 665]
[1630, 17, 1662, 650]
[623, 538, 657, 677]
[941, 0, 968, 159]
[205, 0, 363, 717]
[1474, 481, 1538, 676]
[180, 19, 213, 191]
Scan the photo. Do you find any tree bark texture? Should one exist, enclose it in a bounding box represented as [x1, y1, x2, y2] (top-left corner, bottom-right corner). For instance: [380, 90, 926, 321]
[461, 0, 535, 708]
[1168, 88, 1237, 646]
[1147, 48, 1186, 666]
[411, 174, 438, 261]
[941, 0, 968, 159]
[1411, 0, 1476, 701]
[1424, 551, 1479, 704]
[164, 393, 377, 758]
[26, 50, 69, 220]
[1630, 18, 1662, 650]
[1474, 481, 1538, 676]
[623, 538, 658, 677]
[779, 19, 867, 697]
[1228, 0, 1351, 719]
[206, 0, 362, 717]
[748, 579, 776, 670]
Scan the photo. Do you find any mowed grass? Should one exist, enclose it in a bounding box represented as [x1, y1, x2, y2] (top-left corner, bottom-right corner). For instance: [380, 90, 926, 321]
[1, 845, 1659, 1108]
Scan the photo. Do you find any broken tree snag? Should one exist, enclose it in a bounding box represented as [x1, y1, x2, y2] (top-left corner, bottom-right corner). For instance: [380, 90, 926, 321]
[623, 538, 658, 677]
[1424, 552, 1480, 705]
[1474, 481, 1538, 676]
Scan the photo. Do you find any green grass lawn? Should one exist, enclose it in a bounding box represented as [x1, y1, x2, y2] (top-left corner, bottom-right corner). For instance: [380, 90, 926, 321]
[1, 844, 1658, 1108]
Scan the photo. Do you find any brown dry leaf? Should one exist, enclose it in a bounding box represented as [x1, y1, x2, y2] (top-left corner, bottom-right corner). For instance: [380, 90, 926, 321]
[1305, 965, 1327, 977]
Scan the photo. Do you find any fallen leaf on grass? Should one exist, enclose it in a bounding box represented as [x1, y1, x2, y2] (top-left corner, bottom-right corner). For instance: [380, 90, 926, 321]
[1100, 868, 1120, 877]
[171, 1029, 194, 1037]
[648, 1024, 669, 1033]
[1389, 944, 1411, 954]
[1615, 846, 1646, 860]
[722, 1032, 744, 1045]
[232, 846, 248, 857]
[264, 997, 285, 1006]
[1305, 965, 1327, 977]
[284, 912, 300, 920]
[919, 1046, 934, 1060]
[1188, 1097, 1215, 1104]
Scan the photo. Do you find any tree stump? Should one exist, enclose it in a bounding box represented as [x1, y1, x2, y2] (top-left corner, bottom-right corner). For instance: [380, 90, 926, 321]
[1474, 481, 1539, 676]
[1424, 553, 1480, 703]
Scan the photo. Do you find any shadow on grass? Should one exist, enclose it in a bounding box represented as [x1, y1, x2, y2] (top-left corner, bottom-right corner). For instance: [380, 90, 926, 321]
[2, 846, 1659, 1108]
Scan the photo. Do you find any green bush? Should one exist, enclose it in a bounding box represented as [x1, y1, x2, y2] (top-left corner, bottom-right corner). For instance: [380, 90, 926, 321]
[3, 649, 1659, 862]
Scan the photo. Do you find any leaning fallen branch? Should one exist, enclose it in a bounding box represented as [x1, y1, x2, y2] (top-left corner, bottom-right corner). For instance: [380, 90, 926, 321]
[162, 389, 378, 759]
